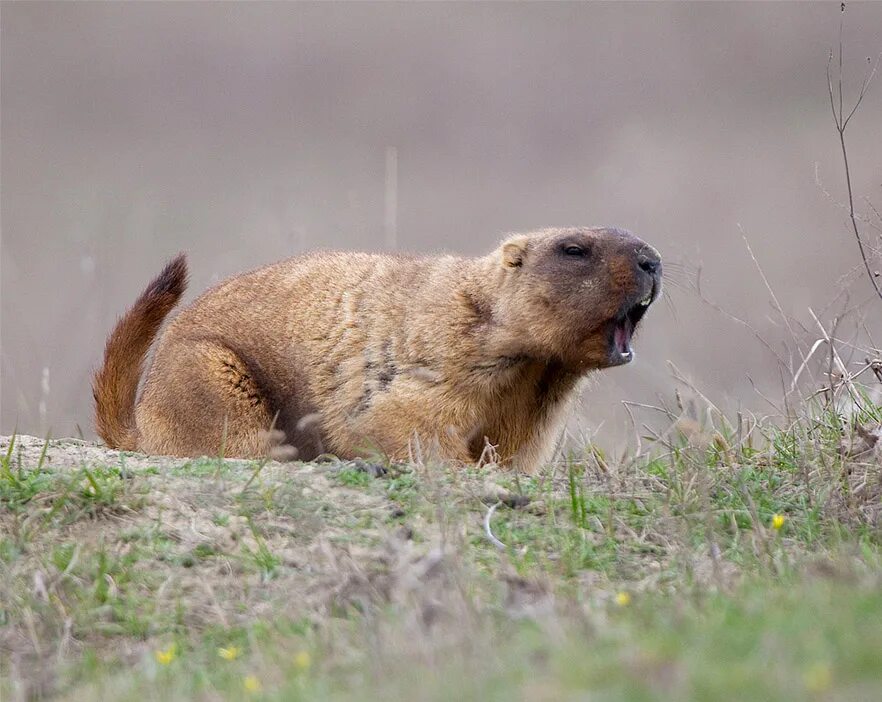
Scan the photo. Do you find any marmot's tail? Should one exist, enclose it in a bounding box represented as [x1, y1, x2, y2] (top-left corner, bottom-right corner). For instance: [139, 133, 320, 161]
[93, 254, 188, 449]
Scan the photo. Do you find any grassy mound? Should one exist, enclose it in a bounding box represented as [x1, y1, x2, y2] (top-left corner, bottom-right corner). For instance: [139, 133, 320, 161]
[2, 398, 881, 700]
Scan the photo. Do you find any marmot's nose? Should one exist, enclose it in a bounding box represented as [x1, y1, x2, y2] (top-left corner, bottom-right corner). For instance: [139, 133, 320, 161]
[636, 248, 661, 276]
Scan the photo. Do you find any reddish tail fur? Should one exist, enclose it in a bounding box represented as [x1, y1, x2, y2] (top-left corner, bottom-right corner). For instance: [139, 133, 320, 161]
[92, 254, 188, 449]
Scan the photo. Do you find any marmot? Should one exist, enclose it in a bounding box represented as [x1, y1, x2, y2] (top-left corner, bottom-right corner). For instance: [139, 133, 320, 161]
[93, 227, 661, 471]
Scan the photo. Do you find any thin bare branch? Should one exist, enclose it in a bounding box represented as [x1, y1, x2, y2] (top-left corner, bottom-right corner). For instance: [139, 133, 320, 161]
[828, 9, 882, 301]
[842, 54, 880, 129]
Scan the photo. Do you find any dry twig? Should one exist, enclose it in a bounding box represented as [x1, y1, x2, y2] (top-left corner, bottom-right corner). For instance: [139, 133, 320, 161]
[827, 5, 882, 301]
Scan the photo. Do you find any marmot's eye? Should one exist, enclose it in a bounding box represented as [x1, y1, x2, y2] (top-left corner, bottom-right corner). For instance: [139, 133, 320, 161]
[563, 245, 586, 257]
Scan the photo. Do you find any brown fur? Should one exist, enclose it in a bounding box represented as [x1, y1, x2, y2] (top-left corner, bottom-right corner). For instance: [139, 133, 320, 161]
[93, 227, 661, 471]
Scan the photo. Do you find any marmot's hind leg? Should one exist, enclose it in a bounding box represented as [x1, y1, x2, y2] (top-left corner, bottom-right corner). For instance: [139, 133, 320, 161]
[135, 339, 279, 458]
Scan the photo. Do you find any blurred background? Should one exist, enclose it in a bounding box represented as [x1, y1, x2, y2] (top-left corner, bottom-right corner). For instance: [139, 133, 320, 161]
[2, 2, 881, 449]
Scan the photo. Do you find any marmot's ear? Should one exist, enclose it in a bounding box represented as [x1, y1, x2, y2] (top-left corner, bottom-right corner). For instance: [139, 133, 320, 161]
[501, 235, 529, 268]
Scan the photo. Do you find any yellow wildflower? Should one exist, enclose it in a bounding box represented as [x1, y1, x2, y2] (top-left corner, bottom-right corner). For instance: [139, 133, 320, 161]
[218, 646, 241, 661]
[771, 514, 786, 530]
[803, 662, 832, 693]
[293, 650, 312, 671]
[154, 644, 176, 665]
[243, 675, 262, 694]
[615, 591, 631, 607]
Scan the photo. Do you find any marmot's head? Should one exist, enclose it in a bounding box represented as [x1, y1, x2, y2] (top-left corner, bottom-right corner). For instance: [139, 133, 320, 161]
[494, 227, 662, 372]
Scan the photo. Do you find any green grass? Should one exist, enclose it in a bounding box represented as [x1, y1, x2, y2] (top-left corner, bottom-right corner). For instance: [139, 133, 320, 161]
[34, 574, 882, 701]
[1, 395, 881, 700]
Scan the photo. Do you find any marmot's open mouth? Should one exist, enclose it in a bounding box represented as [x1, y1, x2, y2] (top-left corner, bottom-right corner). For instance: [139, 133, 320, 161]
[610, 290, 653, 365]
